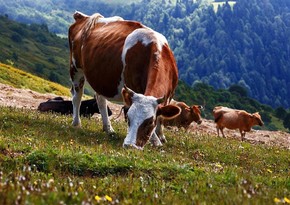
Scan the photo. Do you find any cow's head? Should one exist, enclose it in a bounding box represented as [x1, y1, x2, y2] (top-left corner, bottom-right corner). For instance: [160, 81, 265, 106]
[252, 112, 264, 126]
[122, 85, 181, 149]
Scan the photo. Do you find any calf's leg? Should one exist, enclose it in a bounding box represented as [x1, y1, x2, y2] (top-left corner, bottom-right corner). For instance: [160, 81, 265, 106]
[220, 127, 226, 138]
[240, 130, 246, 141]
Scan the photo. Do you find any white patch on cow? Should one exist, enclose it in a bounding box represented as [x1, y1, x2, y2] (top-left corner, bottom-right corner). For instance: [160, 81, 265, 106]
[123, 93, 158, 146]
[72, 56, 77, 68]
[121, 28, 168, 68]
[98, 16, 124, 24]
[117, 28, 168, 95]
[74, 11, 89, 18]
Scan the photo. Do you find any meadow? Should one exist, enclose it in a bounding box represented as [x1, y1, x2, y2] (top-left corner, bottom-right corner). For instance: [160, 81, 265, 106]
[0, 106, 289, 204]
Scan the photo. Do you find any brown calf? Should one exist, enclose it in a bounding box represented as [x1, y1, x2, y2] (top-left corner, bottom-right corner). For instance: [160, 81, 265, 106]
[213, 106, 264, 140]
[162, 101, 203, 129]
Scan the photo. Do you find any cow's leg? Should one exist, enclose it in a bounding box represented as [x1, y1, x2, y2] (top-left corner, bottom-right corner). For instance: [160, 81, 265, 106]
[220, 127, 226, 138]
[71, 70, 85, 127]
[155, 118, 167, 143]
[96, 95, 114, 134]
[149, 132, 163, 147]
[240, 130, 246, 141]
[216, 125, 220, 137]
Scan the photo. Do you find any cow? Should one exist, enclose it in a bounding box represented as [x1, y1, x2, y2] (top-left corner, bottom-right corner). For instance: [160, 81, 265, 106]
[162, 100, 203, 129]
[38, 97, 112, 117]
[68, 11, 180, 149]
[213, 106, 264, 141]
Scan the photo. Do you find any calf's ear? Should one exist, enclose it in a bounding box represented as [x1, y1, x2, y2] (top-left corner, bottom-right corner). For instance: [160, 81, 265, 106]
[157, 105, 181, 119]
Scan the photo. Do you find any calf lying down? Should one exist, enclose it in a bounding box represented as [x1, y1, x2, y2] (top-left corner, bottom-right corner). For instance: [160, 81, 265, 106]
[38, 97, 112, 117]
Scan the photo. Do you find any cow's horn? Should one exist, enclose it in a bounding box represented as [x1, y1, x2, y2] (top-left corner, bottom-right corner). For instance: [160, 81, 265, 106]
[123, 84, 135, 96]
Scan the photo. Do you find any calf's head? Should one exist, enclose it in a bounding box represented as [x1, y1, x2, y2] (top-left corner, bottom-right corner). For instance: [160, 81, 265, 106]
[189, 105, 203, 125]
[122, 86, 181, 149]
[252, 112, 264, 126]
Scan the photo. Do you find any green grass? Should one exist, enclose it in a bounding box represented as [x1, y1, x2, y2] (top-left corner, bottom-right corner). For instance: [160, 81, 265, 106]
[0, 106, 289, 204]
[0, 63, 71, 96]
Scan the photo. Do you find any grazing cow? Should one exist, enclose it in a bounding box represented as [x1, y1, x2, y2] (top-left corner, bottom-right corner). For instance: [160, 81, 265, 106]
[38, 97, 112, 117]
[162, 101, 203, 129]
[213, 106, 264, 140]
[69, 11, 180, 149]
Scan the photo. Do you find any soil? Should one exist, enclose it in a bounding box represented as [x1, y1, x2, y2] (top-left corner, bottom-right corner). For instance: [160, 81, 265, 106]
[0, 83, 289, 149]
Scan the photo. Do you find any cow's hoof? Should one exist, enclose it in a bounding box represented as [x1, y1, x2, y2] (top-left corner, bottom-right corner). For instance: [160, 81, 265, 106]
[123, 144, 143, 150]
[160, 138, 167, 144]
[72, 122, 81, 127]
[103, 125, 115, 134]
[151, 140, 163, 147]
[108, 131, 116, 137]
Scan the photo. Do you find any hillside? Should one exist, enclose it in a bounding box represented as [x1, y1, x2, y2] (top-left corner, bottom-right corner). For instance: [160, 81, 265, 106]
[0, 68, 289, 204]
[0, 63, 70, 96]
[0, 15, 70, 87]
[0, 0, 141, 35]
[1, 0, 289, 108]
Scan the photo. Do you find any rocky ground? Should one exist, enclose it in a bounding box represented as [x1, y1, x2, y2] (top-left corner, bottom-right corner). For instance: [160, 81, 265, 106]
[0, 83, 289, 149]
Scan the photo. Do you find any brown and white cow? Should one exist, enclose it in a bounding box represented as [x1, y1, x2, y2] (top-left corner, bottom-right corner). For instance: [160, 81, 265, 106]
[162, 100, 203, 129]
[68, 11, 180, 149]
[213, 106, 264, 140]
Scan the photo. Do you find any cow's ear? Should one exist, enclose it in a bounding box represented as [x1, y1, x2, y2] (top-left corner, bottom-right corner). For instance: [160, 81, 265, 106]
[157, 105, 181, 120]
[121, 85, 134, 106]
[185, 107, 191, 112]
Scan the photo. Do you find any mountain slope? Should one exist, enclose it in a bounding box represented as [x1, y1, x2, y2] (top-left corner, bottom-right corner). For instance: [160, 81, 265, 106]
[0, 15, 70, 87]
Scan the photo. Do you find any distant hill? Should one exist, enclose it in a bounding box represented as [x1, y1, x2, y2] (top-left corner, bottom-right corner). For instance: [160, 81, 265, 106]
[0, 15, 70, 87]
[0, 0, 141, 35]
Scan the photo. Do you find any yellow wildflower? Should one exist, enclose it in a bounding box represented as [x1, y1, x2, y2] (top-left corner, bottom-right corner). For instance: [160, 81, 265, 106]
[284, 197, 290, 204]
[94, 195, 101, 201]
[267, 169, 273, 173]
[274, 198, 281, 203]
[215, 163, 223, 168]
[105, 195, 112, 202]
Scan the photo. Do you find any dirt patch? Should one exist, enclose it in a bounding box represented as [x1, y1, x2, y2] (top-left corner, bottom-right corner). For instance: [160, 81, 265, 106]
[0, 83, 289, 149]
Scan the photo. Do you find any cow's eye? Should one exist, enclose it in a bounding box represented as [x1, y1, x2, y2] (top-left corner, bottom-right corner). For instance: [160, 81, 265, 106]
[148, 117, 155, 126]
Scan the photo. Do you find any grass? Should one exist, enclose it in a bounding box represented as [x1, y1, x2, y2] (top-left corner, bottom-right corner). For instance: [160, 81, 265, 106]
[0, 106, 289, 204]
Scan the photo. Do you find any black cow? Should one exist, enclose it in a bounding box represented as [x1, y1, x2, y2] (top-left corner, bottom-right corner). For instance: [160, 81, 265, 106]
[37, 97, 112, 117]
